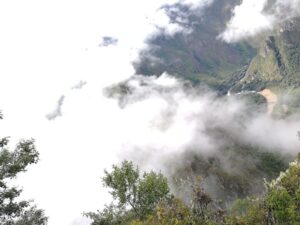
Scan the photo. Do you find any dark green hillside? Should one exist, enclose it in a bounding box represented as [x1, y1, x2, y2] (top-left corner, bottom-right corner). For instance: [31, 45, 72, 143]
[134, 0, 256, 88]
[135, 0, 300, 98]
[171, 144, 290, 205]
[87, 157, 300, 225]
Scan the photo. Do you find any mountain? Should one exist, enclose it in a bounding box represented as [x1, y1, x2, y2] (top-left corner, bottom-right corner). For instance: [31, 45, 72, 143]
[131, 0, 300, 206]
[134, 0, 256, 89]
[135, 2, 300, 92]
[231, 17, 300, 92]
[228, 17, 300, 116]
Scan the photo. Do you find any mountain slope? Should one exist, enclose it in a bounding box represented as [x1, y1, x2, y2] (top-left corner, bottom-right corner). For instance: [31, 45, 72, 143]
[232, 17, 300, 92]
[134, 0, 256, 88]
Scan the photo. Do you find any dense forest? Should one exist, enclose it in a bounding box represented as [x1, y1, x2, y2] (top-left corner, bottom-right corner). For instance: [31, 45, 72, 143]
[85, 157, 300, 225]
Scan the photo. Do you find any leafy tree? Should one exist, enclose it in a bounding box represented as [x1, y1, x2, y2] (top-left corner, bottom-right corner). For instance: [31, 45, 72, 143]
[226, 198, 267, 225]
[103, 160, 169, 219]
[86, 160, 169, 224]
[14, 206, 48, 225]
[0, 113, 47, 225]
[264, 156, 300, 225]
[102, 160, 139, 214]
[88, 156, 300, 225]
[85, 204, 133, 225]
[132, 181, 226, 225]
[266, 188, 297, 224]
[136, 171, 170, 216]
[227, 155, 300, 225]
[132, 196, 198, 225]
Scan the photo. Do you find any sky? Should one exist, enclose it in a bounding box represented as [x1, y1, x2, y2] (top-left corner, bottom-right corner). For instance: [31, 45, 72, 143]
[220, 0, 300, 42]
[1, 1, 300, 225]
[0, 1, 212, 224]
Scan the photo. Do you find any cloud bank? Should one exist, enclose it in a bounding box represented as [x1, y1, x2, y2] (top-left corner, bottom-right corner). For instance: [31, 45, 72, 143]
[219, 0, 300, 42]
[0, 0, 218, 224]
[106, 75, 300, 162]
[0, 0, 299, 224]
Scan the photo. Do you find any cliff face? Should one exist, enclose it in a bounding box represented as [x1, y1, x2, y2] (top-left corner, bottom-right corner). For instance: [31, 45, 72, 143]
[231, 17, 300, 92]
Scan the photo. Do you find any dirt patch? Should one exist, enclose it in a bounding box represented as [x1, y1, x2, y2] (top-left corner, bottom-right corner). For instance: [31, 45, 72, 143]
[259, 89, 278, 114]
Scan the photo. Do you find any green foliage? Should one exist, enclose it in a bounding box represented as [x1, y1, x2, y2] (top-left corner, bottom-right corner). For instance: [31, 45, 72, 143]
[88, 155, 300, 225]
[0, 138, 39, 180]
[266, 188, 298, 224]
[228, 157, 300, 225]
[229, 198, 251, 217]
[102, 160, 169, 218]
[102, 160, 140, 208]
[85, 204, 134, 225]
[0, 138, 39, 223]
[0, 113, 47, 225]
[87, 160, 170, 224]
[257, 152, 287, 177]
[134, 0, 255, 88]
[171, 146, 289, 206]
[131, 178, 226, 225]
[236, 92, 268, 115]
[265, 158, 300, 224]
[236, 18, 300, 93]
[132, 197, 197, 225]
[226, 198, 267, 225]
[14, 206, 48, 225]
[137, 171, 170, 216]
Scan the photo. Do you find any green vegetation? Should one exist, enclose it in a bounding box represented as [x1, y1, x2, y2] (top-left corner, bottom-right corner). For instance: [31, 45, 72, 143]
[134, 0, 256, 89]
[228, 155, 300, 225]
[234, 18, 300, 96]
[85, 161, 169, 224]
[2, 4, 300, 225]
[0, 113, 47, 225]
[135, 6, 300, 116]
[88, 156, 300, 225]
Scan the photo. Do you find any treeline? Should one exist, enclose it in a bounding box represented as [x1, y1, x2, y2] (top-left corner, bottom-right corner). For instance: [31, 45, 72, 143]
[0, 113, 47, 225]
[86, 157, 300, 225]
[0, 109, 299, 225]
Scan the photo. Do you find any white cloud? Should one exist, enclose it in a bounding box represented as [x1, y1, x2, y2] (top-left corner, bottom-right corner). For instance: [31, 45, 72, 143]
[149, 8, 187, 36]
[1, 0, 299, 225]
[0, 0, 216, 224]
[182, 0, 214, 9]
[219, 0, 300, 42]
[219, 0, 275, 42]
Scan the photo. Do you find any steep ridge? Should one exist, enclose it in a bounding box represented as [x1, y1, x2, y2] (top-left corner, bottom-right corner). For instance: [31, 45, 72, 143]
[232, 17, 300, 92]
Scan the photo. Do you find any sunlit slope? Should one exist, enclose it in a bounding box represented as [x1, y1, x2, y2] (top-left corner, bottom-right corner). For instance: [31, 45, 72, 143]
[233, 17, 300, 92]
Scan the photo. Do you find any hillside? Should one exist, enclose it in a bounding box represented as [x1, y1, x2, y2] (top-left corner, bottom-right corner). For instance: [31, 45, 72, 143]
[134, 0, 256, 88]
[135, 7, 300, 96]
[231, 17, 300, 92]
[87, 156, 300, 225]
[131, 0, 300, 212]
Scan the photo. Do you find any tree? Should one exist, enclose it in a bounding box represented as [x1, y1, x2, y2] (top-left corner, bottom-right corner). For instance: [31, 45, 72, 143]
[0, 113, 47, 225]
[227, 156, 300, 225]
[15, 206, 48, 225]
[131, 196, 198, 225]
[86, 160, 170, 224]
[264, 157, 300, 225]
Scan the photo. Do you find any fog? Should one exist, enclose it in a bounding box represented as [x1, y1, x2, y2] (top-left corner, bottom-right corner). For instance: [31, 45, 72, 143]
[0, 1, 299, 225]
[0, 1, 214, 224]
[220, 0, 300, 42]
